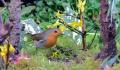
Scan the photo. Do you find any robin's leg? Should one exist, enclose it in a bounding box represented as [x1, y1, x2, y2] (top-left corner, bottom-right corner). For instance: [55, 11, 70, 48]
[51, 45, 57, 50]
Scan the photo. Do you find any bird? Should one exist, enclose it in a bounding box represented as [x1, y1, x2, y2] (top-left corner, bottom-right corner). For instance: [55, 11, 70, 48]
[31, 28, 62, 48]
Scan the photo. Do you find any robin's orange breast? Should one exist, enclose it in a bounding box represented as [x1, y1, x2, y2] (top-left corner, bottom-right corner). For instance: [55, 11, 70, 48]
[44, 35, 57, 48]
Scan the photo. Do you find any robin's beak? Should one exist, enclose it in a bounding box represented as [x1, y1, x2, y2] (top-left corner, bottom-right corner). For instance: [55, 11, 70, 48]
[57, 28, 64, 36]
[60, 33, 64, 36]
[59, 31, 64, 36]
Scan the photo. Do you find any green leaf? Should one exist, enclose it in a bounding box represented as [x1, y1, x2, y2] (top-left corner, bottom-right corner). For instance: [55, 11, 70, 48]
[21, 6, 36, 16]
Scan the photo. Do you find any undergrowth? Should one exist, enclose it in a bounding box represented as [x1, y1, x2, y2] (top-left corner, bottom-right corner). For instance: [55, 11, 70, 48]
[7, 34, 120, 70]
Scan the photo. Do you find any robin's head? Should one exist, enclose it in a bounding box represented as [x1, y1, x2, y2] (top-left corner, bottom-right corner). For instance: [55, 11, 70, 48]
[47, 28, 62, 37]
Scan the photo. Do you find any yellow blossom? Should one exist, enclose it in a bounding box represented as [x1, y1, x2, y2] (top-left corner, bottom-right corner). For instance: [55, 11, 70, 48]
[55, 11, 64, 18]
[77, 0, 86, 13]
[0, 44, 15, 63]
[70, 21, 82, 28]
[52, 51, 60, 58]
[52, 21, 61, 27]
[59, 25, 66, 32]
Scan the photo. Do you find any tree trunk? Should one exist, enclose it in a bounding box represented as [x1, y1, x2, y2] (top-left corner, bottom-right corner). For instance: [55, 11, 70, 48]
[8, 0, 22, 54]
[96, 0, 117, 60]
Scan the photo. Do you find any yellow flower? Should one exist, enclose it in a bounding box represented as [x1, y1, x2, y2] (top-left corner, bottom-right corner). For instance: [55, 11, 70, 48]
[77, 0, 86, 13]
[0, 45, 7, 57]
[47, 21, 61, 28]
[70, 21, 79, 28]
[55, 11, 64, 18]
[52, 51, 60, 58]
[0, 44, 15, 63]
[9, 44, 15, 53]
[52, 21, 61, 27]
[70, 21, 82, 28]
[52, 20, 66, 32]
[59, 25, 66, 32]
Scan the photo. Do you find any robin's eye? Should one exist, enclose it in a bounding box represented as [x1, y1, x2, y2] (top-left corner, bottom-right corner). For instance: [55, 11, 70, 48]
[54, 30, 58, 33]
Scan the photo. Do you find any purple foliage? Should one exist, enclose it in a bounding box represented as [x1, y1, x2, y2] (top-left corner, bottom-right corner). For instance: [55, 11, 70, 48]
[0, 15, 8, 43]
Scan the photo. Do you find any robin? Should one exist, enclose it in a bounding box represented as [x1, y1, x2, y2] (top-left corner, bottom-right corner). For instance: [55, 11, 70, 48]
[31, 28, 62, 48]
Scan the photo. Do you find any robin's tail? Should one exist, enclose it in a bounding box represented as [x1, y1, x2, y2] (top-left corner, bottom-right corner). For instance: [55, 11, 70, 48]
[27, 33, 39, 41]
[26, 33, 34, 40]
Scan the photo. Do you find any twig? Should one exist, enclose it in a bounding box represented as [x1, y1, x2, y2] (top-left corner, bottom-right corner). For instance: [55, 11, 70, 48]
[86, 26, 94, 33]
[87, 30, 97, 49]
[64, 13, 79, 19]
[5, 39, 10, 70]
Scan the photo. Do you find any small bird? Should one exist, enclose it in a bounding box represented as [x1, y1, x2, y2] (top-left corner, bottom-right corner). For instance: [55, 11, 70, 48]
[31, 28, 62, 48]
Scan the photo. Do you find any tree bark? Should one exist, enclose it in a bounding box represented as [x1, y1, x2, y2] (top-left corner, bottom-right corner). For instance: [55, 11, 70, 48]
[8, 0, 23, 54]
[96, 0, 117, 60]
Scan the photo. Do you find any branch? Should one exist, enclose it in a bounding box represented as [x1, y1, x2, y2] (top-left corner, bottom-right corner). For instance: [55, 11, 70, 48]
[59, 18, 83, 35]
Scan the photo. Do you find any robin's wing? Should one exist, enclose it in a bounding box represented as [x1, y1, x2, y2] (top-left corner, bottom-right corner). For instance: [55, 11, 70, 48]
[32, 31, 47, 41]
[34, 39, 47, 48]
[32, 28, 58, 41]
[32, 30, 49, 48]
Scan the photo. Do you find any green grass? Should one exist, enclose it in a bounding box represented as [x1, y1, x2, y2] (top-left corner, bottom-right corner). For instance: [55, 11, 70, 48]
[7, 35, 120, 70]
